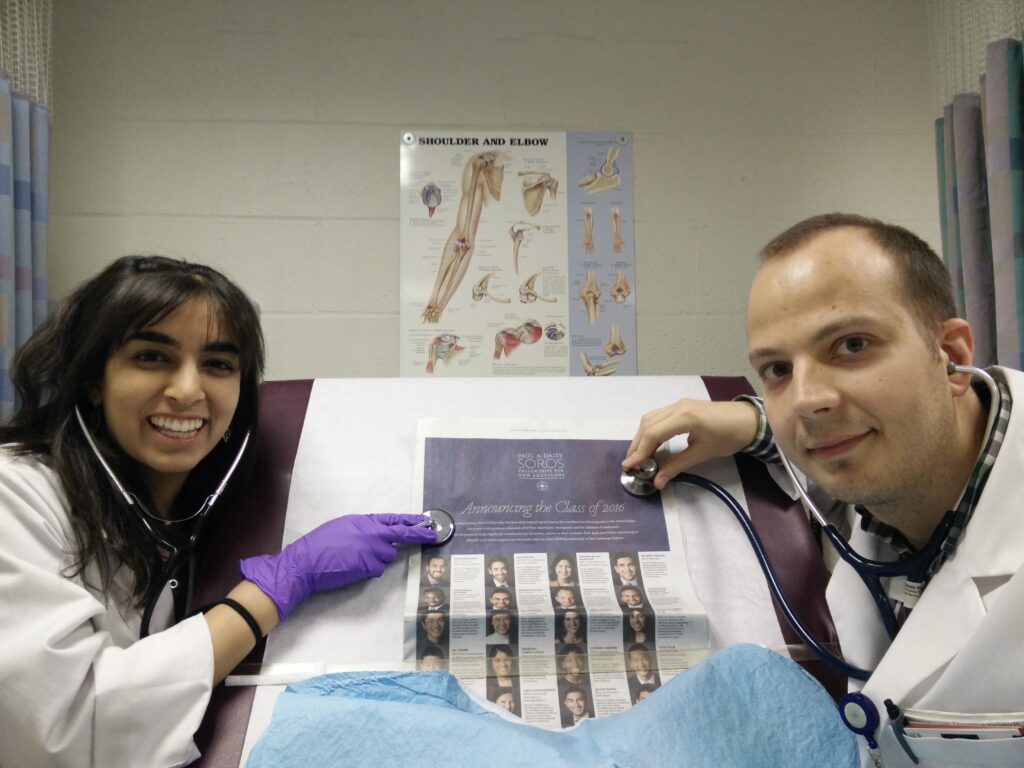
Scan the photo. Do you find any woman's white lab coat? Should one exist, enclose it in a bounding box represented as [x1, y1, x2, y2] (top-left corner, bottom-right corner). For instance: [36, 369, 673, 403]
[827, 366, 1024, 766]
[0, 448, 215, 768]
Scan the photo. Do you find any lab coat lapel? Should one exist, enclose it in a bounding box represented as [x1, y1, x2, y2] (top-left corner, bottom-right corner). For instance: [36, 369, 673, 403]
[862, 558, 986, 706]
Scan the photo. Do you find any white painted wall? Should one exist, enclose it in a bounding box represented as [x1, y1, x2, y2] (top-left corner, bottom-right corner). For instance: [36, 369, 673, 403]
[50, 0, 938, 382]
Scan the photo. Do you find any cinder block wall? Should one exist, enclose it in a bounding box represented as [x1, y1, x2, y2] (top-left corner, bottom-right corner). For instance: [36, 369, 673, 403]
[50, 0, 937, 381]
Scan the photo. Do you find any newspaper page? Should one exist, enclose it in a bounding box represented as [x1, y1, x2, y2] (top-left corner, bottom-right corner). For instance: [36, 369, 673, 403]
[405, 419, 708, 728]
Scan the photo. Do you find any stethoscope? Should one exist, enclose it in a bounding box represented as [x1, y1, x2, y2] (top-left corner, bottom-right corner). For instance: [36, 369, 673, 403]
[620, 363, 1002, 683]
[75, 406, 252, 637]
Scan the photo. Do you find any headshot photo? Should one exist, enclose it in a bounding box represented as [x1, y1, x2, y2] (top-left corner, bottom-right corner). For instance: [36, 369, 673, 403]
[547, 553, 578, 587]
[486, 644, 518, 699]
[618, 585, 645, 611]
[623, 609, 655, 645]
[556, 643, 591, 698]
[610, 552, 643, 588]
[417, 644, 446, 672]
[626, 642, 661, 701]
[488, 586, 514, 612]
[486, 555, 514, 588]
[489, 688, 520, 718]
[422, 554, 449, 586]
[634, 683, 658, 704]
[486, 609, 518, 645]
[560, 686, 593, 728]
[419, 586, 448, 612]
[555, 609, 587, 646]
[418, 611, 448, 647]
[551, 586, 580, 610]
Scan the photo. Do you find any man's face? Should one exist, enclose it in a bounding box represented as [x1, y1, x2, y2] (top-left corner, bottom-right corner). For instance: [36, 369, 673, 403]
[555, 589, 575, 608]
[614, 556, 636, 581]
[491, 612, 511, 636]
[426, 557, 447, 580]
[421, 613, 445, 641]
[747, 228, 959, 537]
[629, 650, 651, 676]
[423, 589, 443, 608]
[565, 691, 586, 717]
[489, 560, 508, 583]
[620, 588, 641, 607]
[490, 591, 511, 610]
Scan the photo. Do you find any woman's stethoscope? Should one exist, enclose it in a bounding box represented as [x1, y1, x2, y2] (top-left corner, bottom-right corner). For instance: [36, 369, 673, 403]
[620, 363, 1001, 682]
[74, 406, 252, 637]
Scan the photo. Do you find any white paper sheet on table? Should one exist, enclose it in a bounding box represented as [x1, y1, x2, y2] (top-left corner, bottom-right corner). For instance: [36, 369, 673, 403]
[239, 377, 787, 764]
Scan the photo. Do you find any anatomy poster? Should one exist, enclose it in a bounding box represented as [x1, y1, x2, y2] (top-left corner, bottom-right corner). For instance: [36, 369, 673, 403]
[400, 130, 637, 377]
[406, 419, 707, 728]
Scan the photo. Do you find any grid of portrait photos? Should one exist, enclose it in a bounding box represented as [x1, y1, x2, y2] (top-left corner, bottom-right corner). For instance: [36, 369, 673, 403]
[416, 550, 662, 726]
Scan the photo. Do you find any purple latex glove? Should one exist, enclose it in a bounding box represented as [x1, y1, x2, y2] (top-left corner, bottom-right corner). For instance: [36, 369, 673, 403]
[240, 513, 438, 620]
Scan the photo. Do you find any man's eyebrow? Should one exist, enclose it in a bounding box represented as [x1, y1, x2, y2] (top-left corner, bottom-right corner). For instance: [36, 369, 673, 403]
[748, 315, 882, 363]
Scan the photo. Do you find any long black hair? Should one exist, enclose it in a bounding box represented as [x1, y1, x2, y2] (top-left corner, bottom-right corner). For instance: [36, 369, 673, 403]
[0, 256, 266, 605]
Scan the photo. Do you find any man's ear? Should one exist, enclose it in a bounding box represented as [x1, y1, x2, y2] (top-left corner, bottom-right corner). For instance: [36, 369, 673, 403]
[937, 318, 975, 396]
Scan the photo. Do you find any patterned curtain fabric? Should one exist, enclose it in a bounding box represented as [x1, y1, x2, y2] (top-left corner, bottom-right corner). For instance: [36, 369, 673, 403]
[935, 38, 1024, 370]
[0, 70, 48, 420]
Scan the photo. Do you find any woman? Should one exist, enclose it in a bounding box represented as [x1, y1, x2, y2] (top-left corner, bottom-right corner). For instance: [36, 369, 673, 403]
[556, 609, 587, 646]
[487, 643, 517, 691]
[624, 609, 655, 645]
[0, 256, 435, 768]
[548, 552, 577, 586]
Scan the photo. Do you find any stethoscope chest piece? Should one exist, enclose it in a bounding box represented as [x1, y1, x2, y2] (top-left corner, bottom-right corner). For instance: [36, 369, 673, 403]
[840, 692, 881, 749]
[620, 458, 659, 497]
[420, 509, 456, 545]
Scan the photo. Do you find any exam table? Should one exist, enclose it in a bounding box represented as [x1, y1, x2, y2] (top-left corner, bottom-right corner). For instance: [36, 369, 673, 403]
[189, 376, 843, 767]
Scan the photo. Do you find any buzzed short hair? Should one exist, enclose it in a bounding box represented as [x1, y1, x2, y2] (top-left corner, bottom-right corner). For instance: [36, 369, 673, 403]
[760, 213, 957, 336]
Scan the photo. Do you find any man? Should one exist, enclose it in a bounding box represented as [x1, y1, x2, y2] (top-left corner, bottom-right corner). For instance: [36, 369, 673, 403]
[486, 610, 515, 644]
[486, 555, 513, 587]
[419, 611, 446, 646]
[556, 643, 591, 700]
[423, 554, 448, 586]
[552, 587, 578, 610]
[489, 587, 513, 611]
[625, 642, 661, 702]
[420, 586, 447, 612]
[624, 214, 1024, 762]
[618, 586, 644, 610]
[611, 553, 642, 587]
[560, 687, 593, 727]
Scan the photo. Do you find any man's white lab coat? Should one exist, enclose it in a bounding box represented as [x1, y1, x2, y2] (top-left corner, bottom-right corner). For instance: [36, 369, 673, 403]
[828, 366, 1024, 766]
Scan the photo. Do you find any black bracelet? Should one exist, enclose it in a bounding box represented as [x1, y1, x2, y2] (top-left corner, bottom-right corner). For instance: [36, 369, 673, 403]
[199, 598, 264, 645]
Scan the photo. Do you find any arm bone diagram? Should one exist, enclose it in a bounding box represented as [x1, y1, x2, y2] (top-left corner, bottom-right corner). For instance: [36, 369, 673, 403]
[422, 152, 505, 323]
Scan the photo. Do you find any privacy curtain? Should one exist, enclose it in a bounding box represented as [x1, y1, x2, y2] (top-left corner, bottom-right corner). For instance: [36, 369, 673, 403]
[0, 69, 48, 420]
[936, 38, 1024, 370]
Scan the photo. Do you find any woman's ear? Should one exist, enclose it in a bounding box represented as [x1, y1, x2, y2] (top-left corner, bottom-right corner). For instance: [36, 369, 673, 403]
[937, 318, 975, 396]
[87, 383, 103, 406]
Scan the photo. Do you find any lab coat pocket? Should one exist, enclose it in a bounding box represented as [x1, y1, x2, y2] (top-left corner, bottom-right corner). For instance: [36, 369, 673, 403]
[877, 712, 1024, 768]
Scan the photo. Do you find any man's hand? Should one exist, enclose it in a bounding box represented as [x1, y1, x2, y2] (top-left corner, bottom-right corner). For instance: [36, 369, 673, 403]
[622, 399, 760, 489]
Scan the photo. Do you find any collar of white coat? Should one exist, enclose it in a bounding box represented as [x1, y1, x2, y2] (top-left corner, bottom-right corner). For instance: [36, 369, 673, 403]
[835, 367, 1024, 707]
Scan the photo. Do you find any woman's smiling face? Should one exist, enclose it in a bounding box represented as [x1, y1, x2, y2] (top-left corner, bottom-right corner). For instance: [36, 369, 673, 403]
[95, 297, 240, 512]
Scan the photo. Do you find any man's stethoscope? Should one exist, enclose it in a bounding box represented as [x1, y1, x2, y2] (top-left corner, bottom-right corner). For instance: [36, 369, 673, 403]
[75, 406, 252, 637]
[620, 362, 1002, 683]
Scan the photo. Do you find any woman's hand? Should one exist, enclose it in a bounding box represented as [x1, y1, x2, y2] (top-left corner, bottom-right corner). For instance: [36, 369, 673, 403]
[240, 513, 437, 620]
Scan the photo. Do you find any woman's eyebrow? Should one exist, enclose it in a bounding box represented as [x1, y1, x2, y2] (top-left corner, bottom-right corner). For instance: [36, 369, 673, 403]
[125, 330, 240, 355]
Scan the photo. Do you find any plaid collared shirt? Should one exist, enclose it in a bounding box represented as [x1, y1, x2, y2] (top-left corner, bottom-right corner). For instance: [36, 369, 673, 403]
[736, 377, 1012, 561]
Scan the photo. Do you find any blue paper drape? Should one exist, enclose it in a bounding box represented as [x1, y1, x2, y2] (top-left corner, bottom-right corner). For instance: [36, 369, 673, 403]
[0, 70, 48, 421]
[936, 38, 1024, 369]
